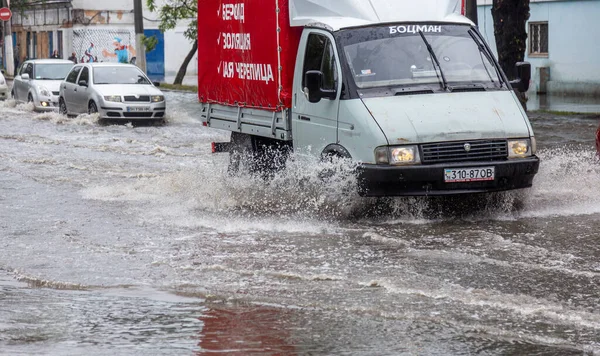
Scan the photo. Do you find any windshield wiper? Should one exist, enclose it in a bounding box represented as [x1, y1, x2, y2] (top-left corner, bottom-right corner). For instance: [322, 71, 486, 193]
[468, 29, 503, 87]
[418, 30, 448, 91]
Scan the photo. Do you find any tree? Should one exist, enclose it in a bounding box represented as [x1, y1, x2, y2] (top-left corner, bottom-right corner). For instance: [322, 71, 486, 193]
[146, 0, 197, 85]
[491, 0, 530, 80]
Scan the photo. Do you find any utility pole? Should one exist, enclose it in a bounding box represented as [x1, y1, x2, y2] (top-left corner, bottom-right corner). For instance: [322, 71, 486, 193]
[466, 0, 479, 26]
[133, 0, 146, 72]
[2, 0, 14, 77]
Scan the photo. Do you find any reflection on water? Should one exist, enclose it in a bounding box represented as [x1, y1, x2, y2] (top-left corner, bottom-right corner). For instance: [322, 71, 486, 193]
[528, 93, 600, 113]
[198, 305, 296, 355]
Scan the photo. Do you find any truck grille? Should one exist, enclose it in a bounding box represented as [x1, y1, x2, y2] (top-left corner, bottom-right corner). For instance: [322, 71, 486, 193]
[124, 95, 150, 102]
[421, 140, 508, 164]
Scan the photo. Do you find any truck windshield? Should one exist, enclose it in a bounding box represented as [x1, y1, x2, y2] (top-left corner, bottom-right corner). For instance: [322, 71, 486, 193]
[338, 24, 503, 90]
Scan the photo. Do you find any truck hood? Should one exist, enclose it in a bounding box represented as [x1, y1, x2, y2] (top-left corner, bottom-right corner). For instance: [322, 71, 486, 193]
[362, 91, 532, 145]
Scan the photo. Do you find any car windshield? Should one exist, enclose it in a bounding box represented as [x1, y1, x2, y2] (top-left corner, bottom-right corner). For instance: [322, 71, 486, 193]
[93, 66, 151, 85]
[34, 63, 75, 80]
[339, 24, 503, 90]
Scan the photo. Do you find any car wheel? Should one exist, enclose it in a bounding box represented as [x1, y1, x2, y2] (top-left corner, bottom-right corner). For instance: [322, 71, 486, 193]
[10, 89, 14, 99]
[59, 98, 68, 115]
[27, 94, 33, 103]
[88, 101, 98, 114]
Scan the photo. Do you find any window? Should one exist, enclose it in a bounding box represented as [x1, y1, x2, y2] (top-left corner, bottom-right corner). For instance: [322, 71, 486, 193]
[66, 66, 82, 83]
[21, 63, 33, 77]
[302, 33, 338, 92]
[78, 67, 89, 84]
[529, 22, 548, 56]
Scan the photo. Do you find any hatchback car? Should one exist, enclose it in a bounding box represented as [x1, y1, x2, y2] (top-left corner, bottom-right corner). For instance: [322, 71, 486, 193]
[59, 63, 166, 122]
[0, 69, 7, 100]
[11, 59, 75, 110]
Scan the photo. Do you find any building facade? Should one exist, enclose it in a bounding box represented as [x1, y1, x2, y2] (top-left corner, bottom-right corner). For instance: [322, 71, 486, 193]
[478, 0, 600, 96]
[1, 0, 197, 81]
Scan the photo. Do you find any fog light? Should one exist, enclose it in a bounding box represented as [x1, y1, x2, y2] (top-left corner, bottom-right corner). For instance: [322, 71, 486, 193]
[41, 102, 49, 107]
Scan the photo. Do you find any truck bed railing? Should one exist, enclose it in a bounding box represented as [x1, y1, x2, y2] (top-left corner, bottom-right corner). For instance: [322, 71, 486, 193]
[201, 103, 292, 141]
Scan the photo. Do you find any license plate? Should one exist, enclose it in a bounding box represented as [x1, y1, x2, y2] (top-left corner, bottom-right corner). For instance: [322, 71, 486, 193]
[127, 106, 151, 112]
[444, 167, 495, 183]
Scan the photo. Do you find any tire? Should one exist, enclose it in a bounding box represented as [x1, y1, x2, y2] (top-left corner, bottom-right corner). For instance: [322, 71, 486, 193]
[88, 101, 98, 114]
[27, 94, 33, 103]
[10, 89, 14, 99]
[59, 98, 68, 115]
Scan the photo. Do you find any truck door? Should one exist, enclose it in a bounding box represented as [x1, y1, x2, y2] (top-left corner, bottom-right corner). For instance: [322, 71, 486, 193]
[292, 30, 342, 157]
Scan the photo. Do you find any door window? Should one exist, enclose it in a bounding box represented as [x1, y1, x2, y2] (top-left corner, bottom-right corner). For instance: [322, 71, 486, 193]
[22, 63, 33, 77]
[66, 66, 82, 83]
[302, 33, 338, 92]
[78, 67, 89, 84]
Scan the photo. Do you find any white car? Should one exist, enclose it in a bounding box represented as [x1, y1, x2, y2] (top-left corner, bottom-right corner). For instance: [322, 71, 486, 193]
[11, 59, 75, 110]
[59, 63, 166, 122]
[0, 69, 8, 100]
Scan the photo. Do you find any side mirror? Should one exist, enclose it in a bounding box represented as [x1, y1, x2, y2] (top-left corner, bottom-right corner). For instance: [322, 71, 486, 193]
[21, 73, 30, 80]
[304, 70, 337, 104]
[152, 81, 160, 87]
[78, 80, 88, 87]
[510, 62, 531, 93]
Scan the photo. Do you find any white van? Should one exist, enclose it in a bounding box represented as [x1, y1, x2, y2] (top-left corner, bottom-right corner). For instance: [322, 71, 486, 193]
[199, 0, 539, 196]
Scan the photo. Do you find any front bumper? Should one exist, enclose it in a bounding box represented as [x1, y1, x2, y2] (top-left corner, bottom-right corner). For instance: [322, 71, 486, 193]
[357, 157, 540, 196]
[99, 101, 166, 120]
[34, 95, 60, 112]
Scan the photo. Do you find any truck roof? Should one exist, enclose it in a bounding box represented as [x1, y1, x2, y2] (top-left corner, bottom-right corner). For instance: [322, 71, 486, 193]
[289, 0, 473, 31]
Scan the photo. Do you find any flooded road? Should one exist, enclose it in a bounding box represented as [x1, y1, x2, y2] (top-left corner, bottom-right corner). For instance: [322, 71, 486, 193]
[1, 93, 599, 355]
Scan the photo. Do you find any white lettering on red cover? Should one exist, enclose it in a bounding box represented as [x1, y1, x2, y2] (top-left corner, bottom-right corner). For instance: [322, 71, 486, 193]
[222, 3, 245, 22]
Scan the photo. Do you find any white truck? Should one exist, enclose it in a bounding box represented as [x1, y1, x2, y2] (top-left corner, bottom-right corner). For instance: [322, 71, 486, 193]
[198, 0, 539, 196]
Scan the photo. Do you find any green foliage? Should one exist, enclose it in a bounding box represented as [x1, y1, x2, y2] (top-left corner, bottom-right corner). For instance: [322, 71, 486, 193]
[146, 0, 197, 42]
[142, 34, 158, 53]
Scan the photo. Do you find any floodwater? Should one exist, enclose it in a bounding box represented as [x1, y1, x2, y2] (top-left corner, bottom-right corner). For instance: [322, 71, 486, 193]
[0, 93, 599, 355]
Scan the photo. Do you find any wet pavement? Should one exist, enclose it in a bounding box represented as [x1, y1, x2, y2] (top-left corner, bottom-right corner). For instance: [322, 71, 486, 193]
[1, 93, 600, 355]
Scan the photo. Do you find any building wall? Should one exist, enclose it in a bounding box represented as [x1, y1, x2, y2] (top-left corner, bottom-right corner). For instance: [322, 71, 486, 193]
[477, 0, 600, 96]
[7, 0, 197, 81]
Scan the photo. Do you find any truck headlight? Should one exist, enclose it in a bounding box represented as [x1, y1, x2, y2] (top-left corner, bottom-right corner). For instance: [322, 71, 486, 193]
[151, 95, 165, 102]
[38, 86, 51, 97]
[508, 139, 532, 158]
[375, 146, 420, 165]
[104, 95, 122, 102]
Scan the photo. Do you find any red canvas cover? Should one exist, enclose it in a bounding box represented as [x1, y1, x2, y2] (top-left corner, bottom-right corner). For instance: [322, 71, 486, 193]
[197, 0, 302, 111]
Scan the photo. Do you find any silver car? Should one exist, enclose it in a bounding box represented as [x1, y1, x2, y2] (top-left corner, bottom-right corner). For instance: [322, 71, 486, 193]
[11, 59, 75, 110]
[59, 63, 166, 122]
[0, 69, 7, 100]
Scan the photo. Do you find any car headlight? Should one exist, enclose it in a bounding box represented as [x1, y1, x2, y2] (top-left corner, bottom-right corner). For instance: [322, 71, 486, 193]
[375, 146, 420, 165]
[38, 86, 51, 97]
[151, 95, 165, 102]
[508, 139, 532, 158]
[104, 95, 122, 102]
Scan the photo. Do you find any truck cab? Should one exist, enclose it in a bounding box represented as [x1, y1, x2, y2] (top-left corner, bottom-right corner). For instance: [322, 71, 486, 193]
[200, 0, 539, 197]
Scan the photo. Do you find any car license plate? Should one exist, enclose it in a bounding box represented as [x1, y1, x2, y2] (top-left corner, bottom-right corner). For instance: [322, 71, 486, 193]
[127, 106, 151, 112]
[444, 167, 495, 183]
